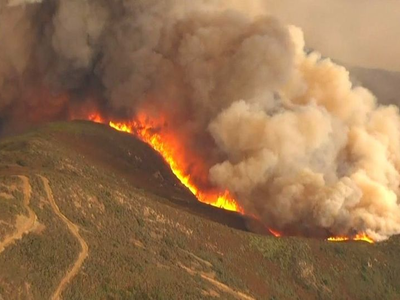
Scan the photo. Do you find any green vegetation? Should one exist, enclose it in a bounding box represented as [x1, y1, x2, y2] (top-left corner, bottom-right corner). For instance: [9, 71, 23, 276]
[0, 121, 399, 300]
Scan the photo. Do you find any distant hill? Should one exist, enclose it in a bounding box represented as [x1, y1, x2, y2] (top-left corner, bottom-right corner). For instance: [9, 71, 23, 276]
[347, 65, 400, 106]
[0, 121, 399, 300]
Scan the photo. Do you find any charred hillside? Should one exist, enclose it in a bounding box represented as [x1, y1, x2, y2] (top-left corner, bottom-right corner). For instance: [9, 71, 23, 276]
[0, 121, 399, 300]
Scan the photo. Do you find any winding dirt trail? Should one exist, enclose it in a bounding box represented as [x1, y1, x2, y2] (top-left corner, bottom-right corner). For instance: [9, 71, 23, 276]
[38, 176, 88, 300]
[178, 263, 255, 300]
[0, 176, 36, 254]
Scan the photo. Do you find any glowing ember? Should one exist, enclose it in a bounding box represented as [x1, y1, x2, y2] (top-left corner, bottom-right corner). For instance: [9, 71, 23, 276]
[105, 116, 243, 213]
[327, 233, 374, 244]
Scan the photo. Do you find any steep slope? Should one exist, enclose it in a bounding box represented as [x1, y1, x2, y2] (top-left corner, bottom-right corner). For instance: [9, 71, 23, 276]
[0, 121, 399, 300]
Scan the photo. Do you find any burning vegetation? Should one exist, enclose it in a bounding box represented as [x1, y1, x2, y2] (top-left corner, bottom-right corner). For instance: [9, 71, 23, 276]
[1, 0, 400, 243]
[327, 234, 374, 244]
[89, 113, 242, 213]
[88, 112, 375, 243]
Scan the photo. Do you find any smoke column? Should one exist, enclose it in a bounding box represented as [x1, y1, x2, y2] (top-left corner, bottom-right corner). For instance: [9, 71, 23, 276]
[0, 0, 399, 241]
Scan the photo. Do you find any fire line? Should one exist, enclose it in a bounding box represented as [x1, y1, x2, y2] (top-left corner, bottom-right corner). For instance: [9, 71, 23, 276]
[87, 113, 242, 213]
[327, 233, 374, 244]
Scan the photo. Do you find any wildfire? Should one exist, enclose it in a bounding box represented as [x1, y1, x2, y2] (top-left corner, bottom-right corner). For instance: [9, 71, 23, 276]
[85, 113, 375, 243]
[327, 233, 374, 244]
[88, 113, 242, 213]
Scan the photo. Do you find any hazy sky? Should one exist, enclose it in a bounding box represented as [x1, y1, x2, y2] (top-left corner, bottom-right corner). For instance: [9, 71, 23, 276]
[263, 0, 400, 72]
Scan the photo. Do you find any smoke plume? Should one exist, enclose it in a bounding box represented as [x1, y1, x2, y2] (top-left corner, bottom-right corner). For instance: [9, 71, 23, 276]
[0, 0, 399, 241]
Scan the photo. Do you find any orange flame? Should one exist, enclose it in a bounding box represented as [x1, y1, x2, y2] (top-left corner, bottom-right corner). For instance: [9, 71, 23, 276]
[327, 233, 374, 244]
[88, 113, 104, 123]
[353, 233, 375, 243]
[106, 116, 243, 213]
[269, 229, 282, 237]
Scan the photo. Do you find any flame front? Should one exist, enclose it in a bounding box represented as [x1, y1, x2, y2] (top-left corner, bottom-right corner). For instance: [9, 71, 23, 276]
[105, 116, 243, 213]
[327, 233, 374, 244]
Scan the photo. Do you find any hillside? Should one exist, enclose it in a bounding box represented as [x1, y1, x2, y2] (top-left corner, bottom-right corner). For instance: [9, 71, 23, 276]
[0, 121, 399, 300]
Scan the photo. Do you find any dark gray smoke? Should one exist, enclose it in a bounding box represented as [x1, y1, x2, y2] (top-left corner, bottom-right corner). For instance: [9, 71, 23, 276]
[1, 0, 400, 241]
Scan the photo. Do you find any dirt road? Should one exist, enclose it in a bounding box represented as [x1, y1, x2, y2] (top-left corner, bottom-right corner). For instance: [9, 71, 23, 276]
[39, 176, 89, 300]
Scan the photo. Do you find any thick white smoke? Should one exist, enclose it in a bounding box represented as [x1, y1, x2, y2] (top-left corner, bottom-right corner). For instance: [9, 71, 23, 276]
[0, 0, 399, 240]
[209, 27, 400, 241]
